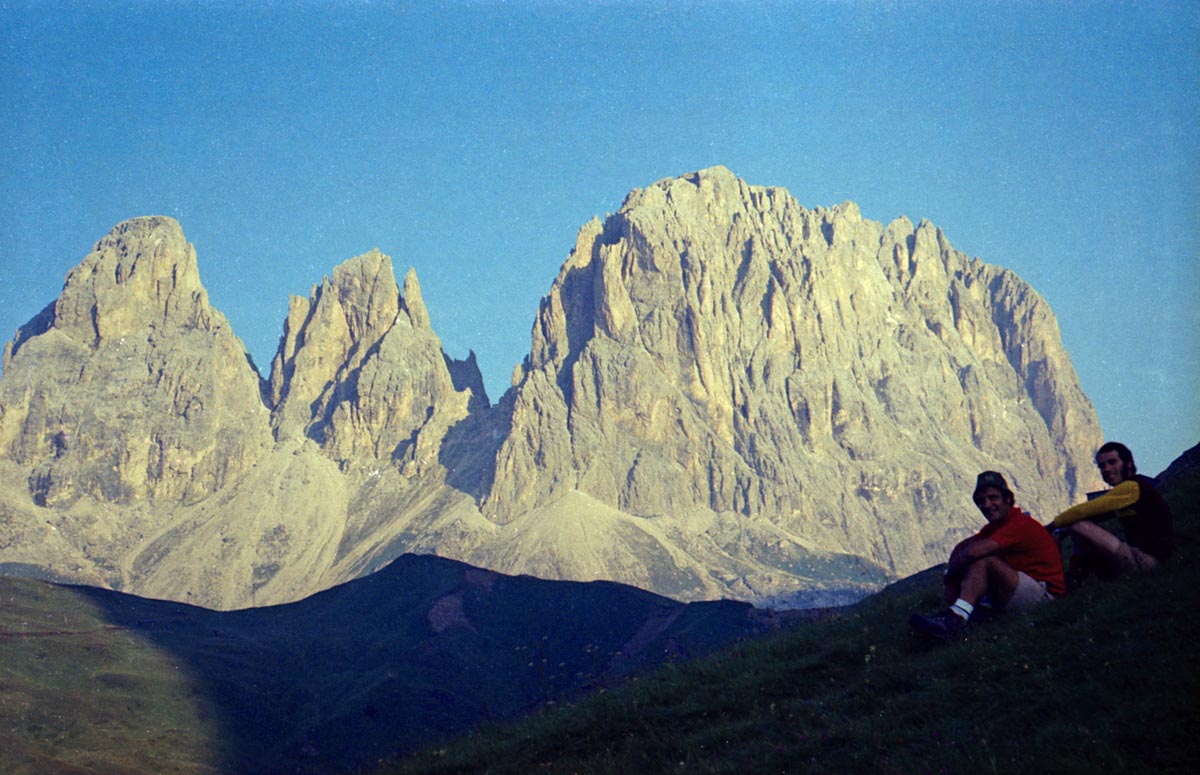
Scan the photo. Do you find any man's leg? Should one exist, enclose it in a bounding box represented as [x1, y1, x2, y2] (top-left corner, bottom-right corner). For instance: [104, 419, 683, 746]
[940, 573, 977, 621]
[913, 557, 1020, 640]
[942, 576, 961, 605]
[1065, 525, 1147, 580]
[957, 556, 1021, 608]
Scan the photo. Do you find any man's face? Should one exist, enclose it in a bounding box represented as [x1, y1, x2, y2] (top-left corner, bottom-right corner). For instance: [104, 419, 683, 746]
[973, 486, 1011, 523]
[1097, 450, 1131, 486]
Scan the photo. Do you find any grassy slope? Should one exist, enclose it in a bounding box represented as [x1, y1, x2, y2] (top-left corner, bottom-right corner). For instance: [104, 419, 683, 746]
[0, 581, 230, 775]
[0, 553, 791, 775]
[383, 459, 1200, 775]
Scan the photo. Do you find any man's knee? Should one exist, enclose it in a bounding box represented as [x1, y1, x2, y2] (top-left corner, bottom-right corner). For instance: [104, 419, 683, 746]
[977, 555, 1015, 577]
[1067, 521, 1121, 553]
[1111, 542, 1158, 576]
[975, 556, 1021, 601]
[1007, 571, 1055, 611]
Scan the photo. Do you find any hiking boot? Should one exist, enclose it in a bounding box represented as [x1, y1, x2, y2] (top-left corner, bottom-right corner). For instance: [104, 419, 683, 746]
[909, 609, 969, 641]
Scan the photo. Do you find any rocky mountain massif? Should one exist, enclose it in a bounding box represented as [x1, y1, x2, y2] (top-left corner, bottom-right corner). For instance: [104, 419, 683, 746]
[0, 167, 1103, 609]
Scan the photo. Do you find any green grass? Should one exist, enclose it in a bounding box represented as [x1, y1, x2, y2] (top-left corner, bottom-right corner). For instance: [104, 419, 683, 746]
[0, 580, 228, 775]
[2, 553, 796, 774]
[381, 474, 1200, 775]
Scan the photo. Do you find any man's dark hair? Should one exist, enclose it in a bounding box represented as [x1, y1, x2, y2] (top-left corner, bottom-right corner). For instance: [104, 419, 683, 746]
[1096, 441, 1137, 475]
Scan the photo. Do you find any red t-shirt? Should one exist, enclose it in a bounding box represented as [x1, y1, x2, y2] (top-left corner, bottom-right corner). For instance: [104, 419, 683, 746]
[977, 506, 1067, 597]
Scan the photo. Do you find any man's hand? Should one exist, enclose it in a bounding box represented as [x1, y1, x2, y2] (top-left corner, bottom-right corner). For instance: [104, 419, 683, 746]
[946, 535, 1002, 576]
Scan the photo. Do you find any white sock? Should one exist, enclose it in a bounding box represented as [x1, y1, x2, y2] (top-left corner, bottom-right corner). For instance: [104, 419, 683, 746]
[950, 599, 974, 620]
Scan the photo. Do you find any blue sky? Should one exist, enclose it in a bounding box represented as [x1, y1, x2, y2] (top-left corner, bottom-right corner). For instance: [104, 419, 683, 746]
[2, 1, 1197, 477]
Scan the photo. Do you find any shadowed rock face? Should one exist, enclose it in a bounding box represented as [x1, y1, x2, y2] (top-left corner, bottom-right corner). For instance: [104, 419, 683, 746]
[0, 169, 1104, 610]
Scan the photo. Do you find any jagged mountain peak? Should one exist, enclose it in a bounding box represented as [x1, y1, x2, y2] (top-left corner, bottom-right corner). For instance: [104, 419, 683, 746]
[269, 249, 405, 428]
[51, 215, 213, 347]
[268, 249, 482, 468]
[0, 170, 1104, 610]
[325, 248, 401, 340]
[0, 216, 271, 507]
[483, 167, 1101, 582]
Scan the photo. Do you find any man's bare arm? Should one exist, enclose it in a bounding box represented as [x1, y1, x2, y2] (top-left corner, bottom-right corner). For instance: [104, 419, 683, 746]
[947, 536, 1002, 577]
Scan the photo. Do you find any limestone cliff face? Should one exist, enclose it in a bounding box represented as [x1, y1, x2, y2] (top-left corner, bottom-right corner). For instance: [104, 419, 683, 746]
[0, 223, 490, 609]
[0, 217, 271, 506]
[484, 168, 1102, 576]
[268, 251, 485, 474]
[0, 172, 1106, 610]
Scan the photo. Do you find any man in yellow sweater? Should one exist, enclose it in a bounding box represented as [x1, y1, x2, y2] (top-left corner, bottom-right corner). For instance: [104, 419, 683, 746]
[1048, 442, 1173, 585]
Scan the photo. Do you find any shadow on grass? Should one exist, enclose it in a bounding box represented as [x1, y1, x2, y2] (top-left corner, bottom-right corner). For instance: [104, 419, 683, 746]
[57, 553, 792, 774]
[381, 449, 1200, 775]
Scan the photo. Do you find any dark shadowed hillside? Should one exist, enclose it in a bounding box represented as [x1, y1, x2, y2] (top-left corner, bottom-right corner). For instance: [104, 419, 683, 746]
[382, 444, 1200, 775]
[0, 553, 797, 775]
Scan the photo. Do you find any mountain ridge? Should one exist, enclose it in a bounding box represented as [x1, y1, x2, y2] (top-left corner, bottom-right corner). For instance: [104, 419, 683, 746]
[0, 166, 1102, 609]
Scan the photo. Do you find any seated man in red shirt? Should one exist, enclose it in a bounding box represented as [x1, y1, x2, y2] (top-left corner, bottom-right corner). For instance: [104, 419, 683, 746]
[910, 471, 1067, 640]
[1047, 442, 1173, 585]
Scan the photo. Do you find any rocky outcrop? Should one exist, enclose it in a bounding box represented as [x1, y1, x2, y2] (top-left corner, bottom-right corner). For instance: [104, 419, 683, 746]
[0, 217, 272, 506]
[0, 220, 491, 609]
[268, 251, 486, 474]
[483, 167, 1101, 576]
[0, 170, 1106, 609]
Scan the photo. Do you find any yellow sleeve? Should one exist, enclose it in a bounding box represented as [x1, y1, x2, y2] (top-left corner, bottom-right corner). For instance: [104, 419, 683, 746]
[1052, 479, 1140, 527]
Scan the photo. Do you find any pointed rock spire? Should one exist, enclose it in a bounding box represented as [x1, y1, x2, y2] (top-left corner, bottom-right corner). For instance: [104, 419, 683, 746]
[0, 217, 270, 506]
[52, 216, 213, 345]
[401, 267, 430, 330]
